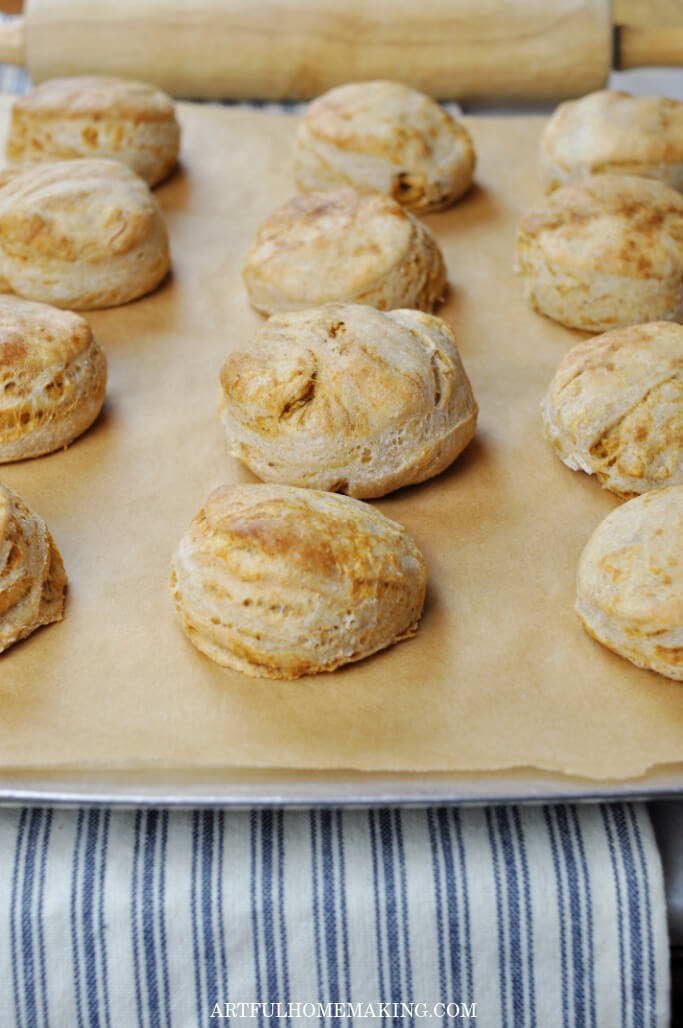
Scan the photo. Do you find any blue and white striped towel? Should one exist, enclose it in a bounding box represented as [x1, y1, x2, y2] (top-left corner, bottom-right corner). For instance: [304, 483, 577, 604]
[0, 803, 669, 1027]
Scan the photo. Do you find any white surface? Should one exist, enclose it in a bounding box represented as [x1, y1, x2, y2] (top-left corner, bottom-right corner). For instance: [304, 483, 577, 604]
[609, 67, 683, 101]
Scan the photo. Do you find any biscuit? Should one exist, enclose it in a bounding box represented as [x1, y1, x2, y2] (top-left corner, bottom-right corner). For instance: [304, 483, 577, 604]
[170, 483, 427, 678]
[0, 159, 170, 309]
[542, 322, 682, 498]
[242, 187, 447, 316]
[7, 76, 180, 187]
[575, 485, 682, 680]
[219, 304, 477, 498]
[0, 483, 67, 653]
[0, 295, 107, 461]
[515, 174, 683, 332]
[541, 90, 683, 193]
[295, 81, 475, 213]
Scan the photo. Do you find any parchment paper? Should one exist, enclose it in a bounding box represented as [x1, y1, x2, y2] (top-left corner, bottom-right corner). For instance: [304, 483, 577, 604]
[1, 99, 681, 780]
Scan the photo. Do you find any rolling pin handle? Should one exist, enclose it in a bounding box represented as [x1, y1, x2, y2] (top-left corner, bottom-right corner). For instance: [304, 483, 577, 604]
[0, 16, 25, 67]
[617, 25, 683, 68]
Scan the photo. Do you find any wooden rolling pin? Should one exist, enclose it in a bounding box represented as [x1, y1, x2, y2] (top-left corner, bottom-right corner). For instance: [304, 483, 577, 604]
[0, 0, 681, 101]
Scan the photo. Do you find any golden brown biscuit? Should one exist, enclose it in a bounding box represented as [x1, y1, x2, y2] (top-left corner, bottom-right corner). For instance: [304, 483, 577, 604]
[219, 304, 477, 498]
[7, 76, 180, 187]
[0, 483, 67, 653]
[295, 81, 475, 212]
[0, 295, 107, 461]
[542, 322, 682, 498]
[541, 90, 683, 193]
[170, 483, 427, 678]
[242, 188, 447, 316]
[515, 174, 683, 332]
[0, 159, 170, 309]
[576, 485, 682, 680]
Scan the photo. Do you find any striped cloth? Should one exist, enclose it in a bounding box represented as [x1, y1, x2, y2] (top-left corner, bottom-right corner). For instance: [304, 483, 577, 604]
[0, 803, 669, 1027]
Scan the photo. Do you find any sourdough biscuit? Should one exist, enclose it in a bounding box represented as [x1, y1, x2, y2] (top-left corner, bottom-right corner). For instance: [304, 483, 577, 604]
[0, 159, 170, 309]
[242, 187, 447, 315]
[7, 76, 180, 187]
[576, 485, 682, 680]
[541, 90, 683, 193]
[295, 81, 475, 212]
[170, 483, 427, 678]
[0, 483, 67, 653]
[542, 322, 682, 498]
[515, 174, 683, 332]
[0, 295, 107, 461]
[219, 304, 477, 498]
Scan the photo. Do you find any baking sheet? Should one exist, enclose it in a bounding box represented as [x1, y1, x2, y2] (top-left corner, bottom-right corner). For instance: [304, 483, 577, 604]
[3, 766, 683, 809]
[1, 98, 682, 783]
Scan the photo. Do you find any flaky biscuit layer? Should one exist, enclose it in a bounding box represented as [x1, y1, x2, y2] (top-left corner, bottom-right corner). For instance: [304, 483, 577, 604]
[576, 485, 682, 680]
[541, 90, 683, 193]
[0, 483, 66, 653]
[7, 76, 180, 187]
[0, 295, 107, 461]
[170, 483, 427, 678]
[542, 322, 682, 497]
[295, 81, 475, 212]
[0, 159, 170, 309]
[243, 188, 446, 316]
[516, 174, 683, 332]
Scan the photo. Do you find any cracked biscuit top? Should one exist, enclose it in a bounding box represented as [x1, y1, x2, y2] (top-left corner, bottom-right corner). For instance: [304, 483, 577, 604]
[7, 76, 180, 187]
[295, 80, 475, 212]
[219, 303, 477, 498]
[542, 321, 683, 498]
[242, 187, 447, 316]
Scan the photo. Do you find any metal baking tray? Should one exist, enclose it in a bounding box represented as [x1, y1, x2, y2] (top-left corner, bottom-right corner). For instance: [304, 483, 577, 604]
[1, 100, 681, 807]
[1, 765, 681, 808]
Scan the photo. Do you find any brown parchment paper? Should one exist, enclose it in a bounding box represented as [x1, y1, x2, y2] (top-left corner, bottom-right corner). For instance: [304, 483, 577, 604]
[0, 98, 682, 781]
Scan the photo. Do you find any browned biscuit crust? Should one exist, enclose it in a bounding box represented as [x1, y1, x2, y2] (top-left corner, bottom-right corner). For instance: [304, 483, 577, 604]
[0, 295, 107, 461]
[295, 81, 475, 212]
[219, 304, 477, 498]
[170, 483, 427, 678]
[7, 76, 180, 187]
[243, 187, 447, 316]
[0, 482, 67, 654]
[516, 174, 683, 331]
[576, 485, 682, 680]
[541, 90, 683, 193]
[0, 159, 170, 309]
[542, 322, 682, 497]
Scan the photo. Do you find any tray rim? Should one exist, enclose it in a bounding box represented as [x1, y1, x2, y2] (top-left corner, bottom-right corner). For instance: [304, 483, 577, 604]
[0, 764, 680, 808]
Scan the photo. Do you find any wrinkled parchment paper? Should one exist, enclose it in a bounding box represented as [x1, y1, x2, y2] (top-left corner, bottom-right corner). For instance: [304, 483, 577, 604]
[1, 100, 681, 780]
